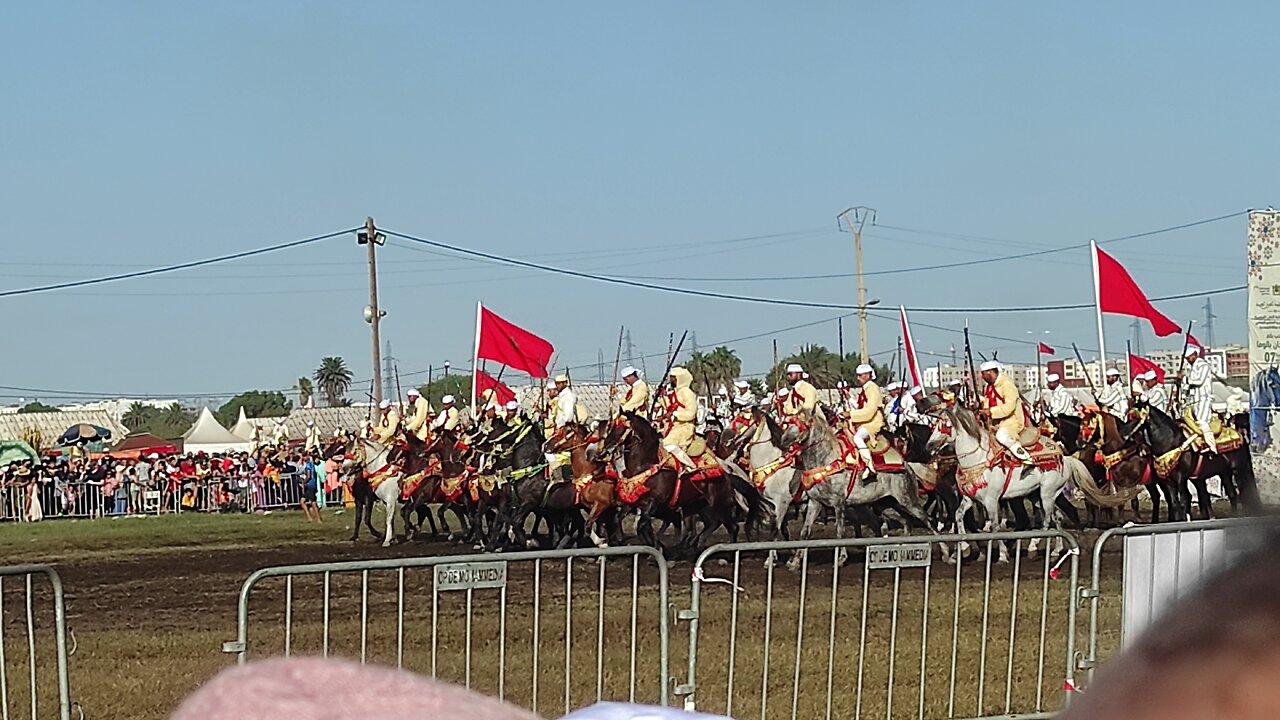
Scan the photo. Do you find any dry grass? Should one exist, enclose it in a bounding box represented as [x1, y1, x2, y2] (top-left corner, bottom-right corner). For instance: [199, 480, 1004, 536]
[0, 514, 1128, 720]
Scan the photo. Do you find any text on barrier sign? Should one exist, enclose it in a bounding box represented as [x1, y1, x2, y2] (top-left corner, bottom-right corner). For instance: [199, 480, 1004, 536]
[866, 543, 932, 569]
[434, 561, 508, 591]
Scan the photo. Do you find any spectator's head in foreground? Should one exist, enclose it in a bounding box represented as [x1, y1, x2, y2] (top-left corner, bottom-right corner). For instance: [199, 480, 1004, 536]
[1061, 530, 1280, 720]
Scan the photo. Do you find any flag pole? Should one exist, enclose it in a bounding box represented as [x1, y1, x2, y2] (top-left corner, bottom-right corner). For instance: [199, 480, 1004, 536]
[1090, 239, 1108, 383]
[470, 301, 482, 413]
[1036, 341, 1043, 419]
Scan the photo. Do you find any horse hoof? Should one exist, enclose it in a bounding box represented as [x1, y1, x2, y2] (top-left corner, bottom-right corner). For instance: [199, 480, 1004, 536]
[525, 539, 539, 549]
[382, 541, 393, 548]
[472, 544, 483, 551]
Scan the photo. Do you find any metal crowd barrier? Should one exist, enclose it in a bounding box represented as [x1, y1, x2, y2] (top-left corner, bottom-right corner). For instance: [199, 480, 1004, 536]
[223, 546, 670, 717]
[678, 530, 1080, 720]
[1078, 516, 1279, 683]
[0, 565, 73, 720]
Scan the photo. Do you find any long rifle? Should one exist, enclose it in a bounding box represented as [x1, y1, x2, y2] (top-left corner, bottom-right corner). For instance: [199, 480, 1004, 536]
[649, 330, 689, 418]
[1170, 320, 1195, 413]
[1071, 343, 1102, 404]
[772, 339, 779, 392]
[394, 363, 404, 415]
[608, 326, 625, 401]
[963, 324, 980, 409]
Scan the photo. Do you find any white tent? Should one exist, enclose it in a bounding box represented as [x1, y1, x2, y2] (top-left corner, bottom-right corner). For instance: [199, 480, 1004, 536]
[182, 407, 252, 455]
[229, 407, 261, 442]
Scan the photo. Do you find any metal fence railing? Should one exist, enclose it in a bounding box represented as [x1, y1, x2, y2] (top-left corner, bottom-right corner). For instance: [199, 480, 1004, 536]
[0, 565, 73, 720]
[678, 530, 1081, 720]
[1078, 516, 1279, 683]
[223, 546, 670, 718]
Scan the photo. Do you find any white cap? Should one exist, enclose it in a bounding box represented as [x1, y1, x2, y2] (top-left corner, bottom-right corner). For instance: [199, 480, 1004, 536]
[948, 379, 962, 387]
[441, 395, 455, 404]
[407, 388, 420, 397]
[910, 386, 923, 395]
[786, 363, 804, 374]
[1105, 367, 1121, 376]
[979, 360, 1001, 372]
[886, 381, 904, 391]
[836, 381, 849, 389]
[717, 384, 728, 395]
[379, 400, 391, 409]
[306, 420, 315, 427]
[732, 394, 752, 407]
[776, 388, 791, 397]
[505, 400, 520, 411]
[621, 366, 639, 378]
[1046, 373, 1060, 383]
[1185, 345, 1200, 357]
[855, 364, 874, 375]
[802, 372, 810, 380]
[1142, 370, 1158, 381]
[554, 374, 569, 384]
[733, 380, 749, 389]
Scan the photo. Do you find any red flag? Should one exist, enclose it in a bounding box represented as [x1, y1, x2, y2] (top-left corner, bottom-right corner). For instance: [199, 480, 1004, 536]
[473, 369, 516, 406]
[899, 306, 922, 389]
[1127, 354, 1166, 383]
[1094, 247, 1181, 337]
[1038, 342, 1055, 356]
[475, 306, 555, 378]
[1187, 332, 1204, 352]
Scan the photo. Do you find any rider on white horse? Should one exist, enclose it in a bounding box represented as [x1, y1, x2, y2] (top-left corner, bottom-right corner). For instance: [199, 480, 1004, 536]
[978, 360, 1034, 466]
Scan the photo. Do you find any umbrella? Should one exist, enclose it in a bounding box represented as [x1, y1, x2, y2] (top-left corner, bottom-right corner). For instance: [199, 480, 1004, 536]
[0, 441, 39, 468]
[58, 423, 113, 446]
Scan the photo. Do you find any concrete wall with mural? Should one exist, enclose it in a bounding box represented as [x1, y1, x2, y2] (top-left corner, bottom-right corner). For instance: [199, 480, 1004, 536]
[1247, 210, 1280, 502]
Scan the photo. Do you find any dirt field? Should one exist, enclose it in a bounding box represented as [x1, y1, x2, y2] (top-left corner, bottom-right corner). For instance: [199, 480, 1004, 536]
[0, 511, 1126, 720]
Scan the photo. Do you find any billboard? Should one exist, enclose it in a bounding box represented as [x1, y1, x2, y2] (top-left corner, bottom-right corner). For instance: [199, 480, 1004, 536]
[1247, 210, 1280, 501]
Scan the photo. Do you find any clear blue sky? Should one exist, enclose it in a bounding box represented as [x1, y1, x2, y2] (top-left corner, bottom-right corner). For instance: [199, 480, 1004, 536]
[1, 2, 1275, 403]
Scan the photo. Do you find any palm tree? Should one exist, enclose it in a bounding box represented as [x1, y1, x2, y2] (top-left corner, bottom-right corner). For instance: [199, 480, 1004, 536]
[122, 401, 151, 431]
[314, 356, 354, 407]
[769, 344, 842, 387]
[705, 346, 741, 391]
[295, 377, 314, 407]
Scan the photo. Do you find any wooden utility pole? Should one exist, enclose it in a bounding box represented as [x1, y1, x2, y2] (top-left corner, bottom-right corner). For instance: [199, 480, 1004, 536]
[360, 217, 385, 407]
[838, 207, 876, 361]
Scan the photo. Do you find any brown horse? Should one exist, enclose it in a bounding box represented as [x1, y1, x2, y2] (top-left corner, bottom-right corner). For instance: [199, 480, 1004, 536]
[603, 412, 747, 557]
[401, 429, 472, 542]
[546, 422, 623, 548]
[1074, 411, 1153, 524]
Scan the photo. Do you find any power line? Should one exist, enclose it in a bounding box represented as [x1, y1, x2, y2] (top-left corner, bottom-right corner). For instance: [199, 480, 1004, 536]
[0, 228, 358, 298]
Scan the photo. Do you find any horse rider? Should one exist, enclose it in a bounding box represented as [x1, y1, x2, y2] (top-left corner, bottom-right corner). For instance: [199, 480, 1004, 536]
[431, 395, 461, 433]
[899, 385, 926, 426]
[403, 388, 433, 445]
[1045, 373, 1080, 419]
[658, 367, 699, 469]
[303, 420, 321, 453]
[883, 381, 906, 430]
[1098, 367, 1129, 418]
[834, 381, 853, 417]
[978, 360, 1034, 466]
[373, 400, 400, 445]
[783, 363, 819, 416]
[713, 385, 734, 422]
[272, 418, 290, 447]
[942, 379, 965, 408]
[550, 375, 584, 429]
[1141, 370, 1168, 413]
[844, 363, 885, 482]
[731, 380, 757, 409]
[1182, 344, 1217, 453]
[618, 366, 650, 417]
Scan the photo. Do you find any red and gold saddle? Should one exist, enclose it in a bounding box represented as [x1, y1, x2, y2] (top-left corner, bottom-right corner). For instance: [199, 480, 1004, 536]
[617, 446, 724, 505]
[955, 438, 1063, 498]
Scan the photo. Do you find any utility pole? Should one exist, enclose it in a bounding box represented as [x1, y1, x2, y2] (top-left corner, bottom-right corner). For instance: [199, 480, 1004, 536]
[839, 206, 876, 360]
[1203, 297, 1217, 349]
[359, 217, 386, 408]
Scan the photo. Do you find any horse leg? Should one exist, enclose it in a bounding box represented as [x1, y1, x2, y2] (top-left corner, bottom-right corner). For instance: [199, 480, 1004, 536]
[787, 496, 821, 571]
[381, 495, 398, 548]
[349, 496, 362, 541]
[363, 498, 382, 542]
[833, 499, 848, 567]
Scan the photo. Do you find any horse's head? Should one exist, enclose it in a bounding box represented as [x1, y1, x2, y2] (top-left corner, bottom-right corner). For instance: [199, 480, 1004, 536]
[544, 422, 586, 453]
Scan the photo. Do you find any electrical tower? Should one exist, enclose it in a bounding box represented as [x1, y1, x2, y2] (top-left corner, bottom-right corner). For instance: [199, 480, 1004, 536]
[688, 331, 699, 360]
[1130, 320, 1143, 357]
[597, 348, 605, 382]
[1203, 297, 1217, 349]
[624, 330, 635, 366]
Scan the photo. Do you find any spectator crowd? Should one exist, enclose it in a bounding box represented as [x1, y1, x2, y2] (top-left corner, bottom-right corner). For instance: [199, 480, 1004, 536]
[0, 449, 349, 522]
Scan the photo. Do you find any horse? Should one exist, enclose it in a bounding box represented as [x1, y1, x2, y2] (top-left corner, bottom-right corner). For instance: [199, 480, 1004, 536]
[343, 436, 404, 548]
[779, 409, 933, 568]
[737, 408, 802, 541]
[606, 412, 746, 557]
[1129, 402, 1260, 521]
[322, 437, 386, 542]
[936, 404, 1090, 563]
[546, 422, 623, 548]
[491, 421, 585, 550]
[401, 429, 472, 542]
[1071, 411, 1156, 525]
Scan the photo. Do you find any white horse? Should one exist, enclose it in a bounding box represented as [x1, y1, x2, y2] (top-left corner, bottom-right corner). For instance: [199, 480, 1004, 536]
[344, 436, 403, 548]
[779, 410, 934, 569]
[941, 405, 1090, 562]
[737, 409, 801, 542]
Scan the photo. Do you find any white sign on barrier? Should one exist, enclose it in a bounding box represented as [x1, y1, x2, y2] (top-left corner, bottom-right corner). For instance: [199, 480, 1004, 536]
[434, 561, 508, 591]
[866, 542, 932, 569]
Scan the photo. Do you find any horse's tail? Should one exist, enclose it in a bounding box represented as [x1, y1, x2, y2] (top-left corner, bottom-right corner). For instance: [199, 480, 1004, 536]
[1232, 446, 1262, 514]
[1063, 455, 1137, 510]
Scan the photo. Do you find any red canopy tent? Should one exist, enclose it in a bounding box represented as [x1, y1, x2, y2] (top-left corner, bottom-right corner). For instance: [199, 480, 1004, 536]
[106, 433, 179, 459]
